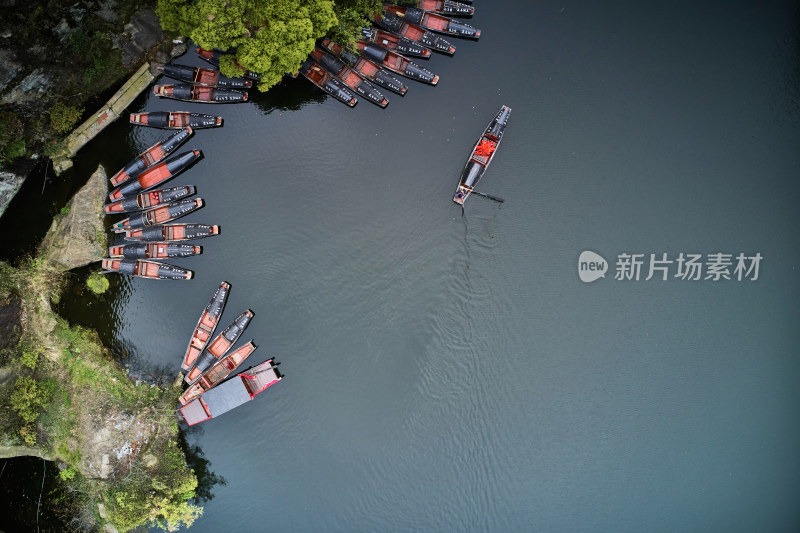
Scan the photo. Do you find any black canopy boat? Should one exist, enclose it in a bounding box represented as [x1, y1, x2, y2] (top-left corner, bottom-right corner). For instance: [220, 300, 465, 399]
[109, 128, 193, 187]
[108, 150, 202, 201]
[157, 63, 252, 89]
[320, 39, 408, 96]
[309, 47, 389, 107]
[101, 258, 193, 280]
[185, 310, 254, 384]
[130, 111, 223, 129]
[360, 26, 432, 59]
[104, 186, 196, 214]
[153, 84, 249, 103]
[111, 198, 204, 233]
[356, 42, 438, 85]
[398, 0, 474, 16]
[373, 12, 456, 55]
[453, 105, 511, 205]
[384, 5, 480, 39]
[107, 242, 201, 260]
[124, 223, 219, 242]
[182, 281, 231, 371]
[298, 58, 358, 107]
[195, 48, 262, 81]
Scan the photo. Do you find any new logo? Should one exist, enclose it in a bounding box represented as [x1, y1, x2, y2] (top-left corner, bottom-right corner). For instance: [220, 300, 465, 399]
[579, 251, 608, 283]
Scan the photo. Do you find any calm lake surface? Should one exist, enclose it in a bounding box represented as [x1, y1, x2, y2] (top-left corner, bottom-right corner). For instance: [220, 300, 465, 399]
[4, 0, 800, 530]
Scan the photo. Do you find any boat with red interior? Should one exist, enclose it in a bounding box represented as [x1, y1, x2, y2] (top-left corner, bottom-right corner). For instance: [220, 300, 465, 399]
[356, 42, 439, 85]
[384, 5, 480, 39]
[185, 310, 254, 384]
[181, 359, 282, 426]
[298, 58, 358, 107]
[108, 150, 202, 201]
[195, 48, 262, 81]
[111, 198, 204, 232]
[109, 128, 193, 186]
[179, 342, 260, 405]
[153, 84, 249, 103]
[398, 0, 474, 16]
[103, 186, 196, 214]
[320, 39, 408, 96]
[157, 63, 252, 88]
[107, 242, 201, 260]
[124, 223, 219, 242]
[129, 111, 223, 129]
[181, 281, 231, 371]
[360, 26, 431, 59]
[373, 12, 456, 55]
[453, 105, 511, 205]
[309, 47, 389, 107]
[101, 258, 193, 280]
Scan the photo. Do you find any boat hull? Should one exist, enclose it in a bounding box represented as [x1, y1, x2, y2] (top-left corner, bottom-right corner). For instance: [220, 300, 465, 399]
[195, 48, 262, 81]
[153, 84, 248, 103]
[399, 0, 474, 16]
[101, 258, 192, 280]
[374, 12, 456, 55]
[321, 39, 408, 96]
[385, 6, 480, 39]
[109, 150, 202, 201]
[109, 128, 193, 186]
[358, 42, 439, 85]
[453, 105, 511, 204]
[179, 342, 259, 405]
[107, 242, 201, 259]
[111, 198, 204, 232]
[130, 111, 222, 129]
[124, 223, 220, 242]
[182, 281, 231, 371]
[185, 310, 254, 384]
[103, 186, 196, 214]
[361, 26, 432, 58]
[158, 63, 252, 88]
[310, 48, 389, 107]
[298, 59, 358, 107]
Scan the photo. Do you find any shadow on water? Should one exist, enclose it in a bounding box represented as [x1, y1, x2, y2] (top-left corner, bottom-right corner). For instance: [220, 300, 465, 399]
[177, 429, 227, 504]
[249, 75, 326, 114]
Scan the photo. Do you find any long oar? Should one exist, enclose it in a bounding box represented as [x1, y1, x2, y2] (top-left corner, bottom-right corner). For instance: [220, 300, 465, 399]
[471, 190, 504, 203]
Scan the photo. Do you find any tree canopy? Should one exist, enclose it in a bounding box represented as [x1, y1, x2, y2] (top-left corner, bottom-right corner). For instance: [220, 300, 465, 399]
[156, 0, 385, 91]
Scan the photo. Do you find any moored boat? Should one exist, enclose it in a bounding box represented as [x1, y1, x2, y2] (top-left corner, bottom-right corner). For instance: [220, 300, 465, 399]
[298, 58, 358, 107]
[180, 359, 282, 426]
[124, 223, 220, 242]
[130, 111, 223, 129]
[153, 84, 249, 103]
[179, 342, 260, 404]
[373, 12, 456, 55]
[384, 5, 480, 39]
[360, 26, 431, 59]
[320, 39, 408, 96]
[109, 128, 193, 186]
[107, 242, 202, 260]
[182, 281, 231, 371]
[195, 48, 262, 81]
[111, 198, 204, 232]
[309, 48, 389, 108]
[185, 310, 254, 384]
[157, 63, 252, 88]
[101, 258, 193, 280]
[103, 186, 196, 214]
[398, 0, 474, 16]
[453, 105, 511, 205]
[108, 150, 202, 201]
[356, 42, 439, 85]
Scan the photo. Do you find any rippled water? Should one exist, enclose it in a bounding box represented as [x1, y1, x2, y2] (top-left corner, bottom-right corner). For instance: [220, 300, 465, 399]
[4, 0, 799, 531]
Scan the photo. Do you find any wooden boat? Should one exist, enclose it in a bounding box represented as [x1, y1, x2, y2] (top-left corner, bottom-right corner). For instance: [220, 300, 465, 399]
[360, 26, 431, 59]
[130, 111, 222, 129]
[181, 281, 231, 371]
[195, 48, 261, 81]
[398, 0, 474, 16]
[356, 42, 439, 85]
[179, 342, 260, 404]
[320, 39, 408, 96]
[153, 84, 249, 103]
[109, 128, 193, 187]
[124, 223, 219, 242]
[298, 58, 358, 107]
[101, 258, 192, 280]
[453, 105, 511, 205]
[185, 310, 254, 384]
[108, 150, 202, 201]
[181, 359, 282, 426]
[309, 48, 389, 108]
[157, 63, 252, 88]
[111, 198, 204, 233]
[104, 186, 196, 214]
[384, 5, 480, 39]
[373, 12, 456, 55]
[107, 242, 202, 260]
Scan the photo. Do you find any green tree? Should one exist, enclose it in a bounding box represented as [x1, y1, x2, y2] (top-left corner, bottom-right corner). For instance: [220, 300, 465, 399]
[156, 0, 383, 91]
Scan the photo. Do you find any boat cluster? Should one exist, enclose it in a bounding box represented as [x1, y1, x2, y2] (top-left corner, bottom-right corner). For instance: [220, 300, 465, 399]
[298, 0, 481, 108]
[178, 282, 282, 426]
[100, 58, 255, 280]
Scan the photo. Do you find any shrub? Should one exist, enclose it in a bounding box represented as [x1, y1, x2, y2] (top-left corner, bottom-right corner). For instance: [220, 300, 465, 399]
[49, 102, 84, 134]
[86, 272, 109, 294]
[0, 112, 25, 164]
[10, 376, 54, 424]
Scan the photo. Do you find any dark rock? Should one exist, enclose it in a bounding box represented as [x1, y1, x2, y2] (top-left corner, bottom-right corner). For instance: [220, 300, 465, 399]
[0, 69, 51, 105]
[156, 51, 170, 64]
[113, 9, 164, 67]
[96, 0, 118, 23]
[0, 170, 26, 220]
[170, 43, 187, 58]
[0, 48, 22, 92]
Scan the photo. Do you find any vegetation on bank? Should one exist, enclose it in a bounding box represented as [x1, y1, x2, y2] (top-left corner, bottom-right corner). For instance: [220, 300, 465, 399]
[0, 259, 201, 531]
[156, 0, 387, 90]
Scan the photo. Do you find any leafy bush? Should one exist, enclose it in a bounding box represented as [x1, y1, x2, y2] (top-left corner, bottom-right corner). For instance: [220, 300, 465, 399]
[0, 112, 25, 164]
[86, 272, 109, 294]
[10, 376, 54, 424]
[49, 102, 84, 134]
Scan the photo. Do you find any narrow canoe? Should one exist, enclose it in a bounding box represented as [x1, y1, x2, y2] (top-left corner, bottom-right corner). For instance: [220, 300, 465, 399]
[356, 42, 439, 85]
[108, 150, 202, 201]
[111, 198, 204, 233]
[320, 39, 408, 96]
[109, 128, 193, 186]
[153, 84, 248, 103]
[185, 310, 254, 384]
[103, 186, 196, 214]
[101, 258, 192, 280]
[309, 48, 389, 108]
[384, 5, 480, 39]
[397, 0, 474, 16]
[107, 242, 201, 260]
[453, 105, 511, 205]
[181, 281, 231, 371]
[373, 12, 456, 55]
[157, 63, 252, 88]
[360, 26, 432, 59]
[124, 223, 219, 242]
[298, 58, 358, 107]
[130, 111, 223, 129]
[179, 342, 260, 405]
